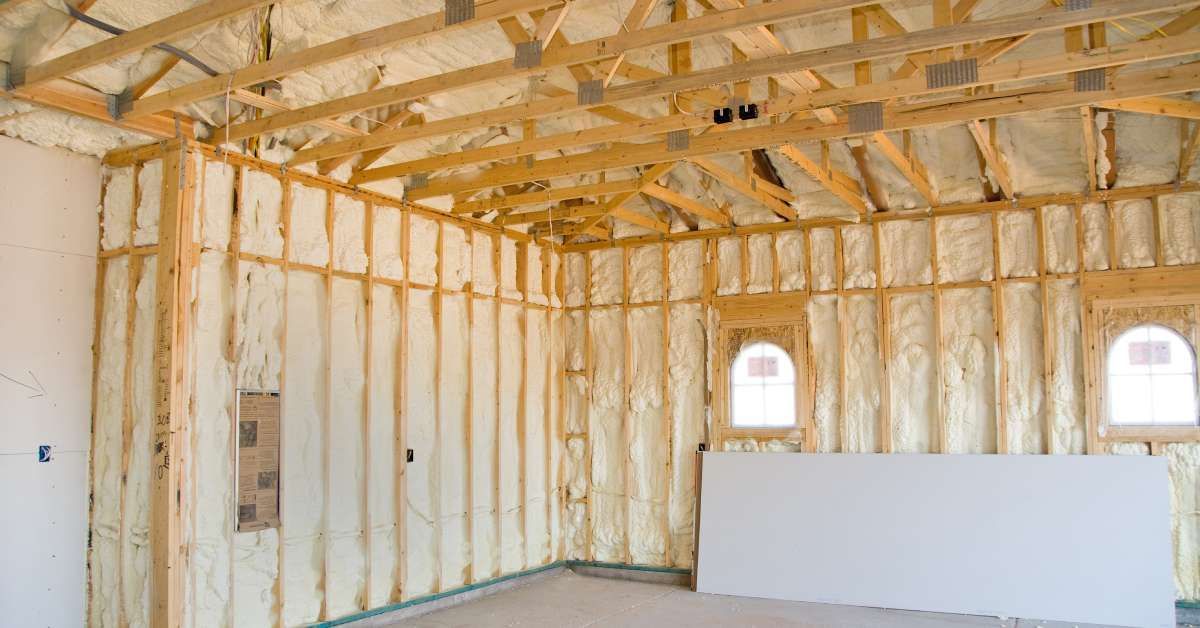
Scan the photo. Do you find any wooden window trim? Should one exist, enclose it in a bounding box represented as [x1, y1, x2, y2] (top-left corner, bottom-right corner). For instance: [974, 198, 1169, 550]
[1083, 268, 1200, 444]
[712, 294, 811, 449]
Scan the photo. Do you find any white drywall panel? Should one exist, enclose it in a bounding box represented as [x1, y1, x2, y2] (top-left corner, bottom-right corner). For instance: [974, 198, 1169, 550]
[0, 136, 99, 628]
[696, 453, 1174, 628]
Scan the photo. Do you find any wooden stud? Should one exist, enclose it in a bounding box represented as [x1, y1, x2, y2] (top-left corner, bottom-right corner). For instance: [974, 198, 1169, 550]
[992, 211, 1009, 454]
[149, 140, 197, 628]
[929, 217, 947, 453]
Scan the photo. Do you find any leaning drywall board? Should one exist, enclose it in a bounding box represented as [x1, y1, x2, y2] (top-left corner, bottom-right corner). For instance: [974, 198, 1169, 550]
[694, 453, 1174, 627]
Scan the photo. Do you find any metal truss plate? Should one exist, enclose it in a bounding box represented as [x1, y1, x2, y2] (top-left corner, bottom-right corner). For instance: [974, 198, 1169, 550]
[926, 58, 978, 89]
[848, 101, 884, 134]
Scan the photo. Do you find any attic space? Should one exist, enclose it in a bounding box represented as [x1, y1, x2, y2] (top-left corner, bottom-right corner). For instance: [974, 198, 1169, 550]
[2, 0, 1200, 627]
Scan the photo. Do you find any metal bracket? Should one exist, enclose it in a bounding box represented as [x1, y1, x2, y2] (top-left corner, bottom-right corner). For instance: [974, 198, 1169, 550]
[848, 102, 884, 134]
[105, 89, 134, 119]
[667, 129, 690, 152]
[577, 79, 604, 106]
[1065, 0, 1092, 10]
[445, 0, 475, 25]
[1073, 68, 1106, 92]
[514, 40, 543, 69]
[525, 154, 535, 168]
[3, 63, 24, 91]
[926, 58, 978, 89]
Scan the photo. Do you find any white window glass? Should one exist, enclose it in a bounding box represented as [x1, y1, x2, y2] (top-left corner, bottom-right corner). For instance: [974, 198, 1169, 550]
[1107, 324, 1199, 427]
[730, 341, 796, 428]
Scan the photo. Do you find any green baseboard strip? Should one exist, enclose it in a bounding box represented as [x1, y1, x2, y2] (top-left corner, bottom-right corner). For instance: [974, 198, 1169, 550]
[1178, 600, 1200, 610]
[310, 560, 694, 627]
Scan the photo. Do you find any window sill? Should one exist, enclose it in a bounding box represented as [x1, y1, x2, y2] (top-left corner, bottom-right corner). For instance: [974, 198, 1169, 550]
[1100, 425, 1200, 443]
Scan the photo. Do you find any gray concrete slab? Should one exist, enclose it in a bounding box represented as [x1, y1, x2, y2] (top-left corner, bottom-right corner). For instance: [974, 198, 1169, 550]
[357, 570, 1129, 628]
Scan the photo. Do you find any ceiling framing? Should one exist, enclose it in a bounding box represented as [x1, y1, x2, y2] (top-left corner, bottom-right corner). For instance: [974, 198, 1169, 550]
[5, 0, 1200, 245]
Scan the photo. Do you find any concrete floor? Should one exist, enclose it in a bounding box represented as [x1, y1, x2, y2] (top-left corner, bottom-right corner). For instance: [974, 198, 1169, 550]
[366, 570, 1127, 628]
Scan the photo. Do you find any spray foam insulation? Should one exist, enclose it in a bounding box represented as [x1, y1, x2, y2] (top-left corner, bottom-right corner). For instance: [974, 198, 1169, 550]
[998, 211, 1037, 279]
[1002, 283, 1045, 455]
[936, 214, 994, 283]
[1159, 193, 1200, 266]
[746, 235, 773, 294]
[889, 292, 937, 453]
[629, 245, 663, 303]
[1114, 199, 1157, 269]
[842, 225, 876, 289]
[1042, 205, 1080, 274]
[775, 231, 806, 292]
[808, 296, 840, 453]
[940, 288, 996, 454]
[809, 229, 835, 291]
[844, 295, 881, 453]
[716, 237, 742, 296]
[881, 219, 932, 287]
[589, 307, 626, 563]
[668, 241, 704, 300]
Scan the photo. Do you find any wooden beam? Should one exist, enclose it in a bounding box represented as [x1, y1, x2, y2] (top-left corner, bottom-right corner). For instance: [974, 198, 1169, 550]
[149, 140, 196, 628]
[317, 107, 414, 175]
[1101, 96, 1200, 119]
[569, 162, 678, 241]
[1082, 106, 1098, 191]
[454, 178, 644, 213]
[968, 119, 1015, 199]
[870, 131, 938, 206]
[404, 60, 1200, 200]
[776, 144, 870, 214]
[704, 0, 838, 123]
[345, 112, 709, 179]
[128, 0, 561, 118]
[129, 56, 182, 100]
[8, 78, 193, 139]
[1180, 120, 1200, 180]
[610, 205, 671, 233]
[216, 0, 875, 144]
[494, 203, 609, 225]
[314, 1, 1200, 171]
[689, 156, 797, 220]
[642, 182, 730, 225]
[11, 0, 273, 89]
[600, 0, 661, 85]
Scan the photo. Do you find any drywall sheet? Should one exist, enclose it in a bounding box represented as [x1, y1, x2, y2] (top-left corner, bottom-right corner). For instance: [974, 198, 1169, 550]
[696, 453, 1175, 627]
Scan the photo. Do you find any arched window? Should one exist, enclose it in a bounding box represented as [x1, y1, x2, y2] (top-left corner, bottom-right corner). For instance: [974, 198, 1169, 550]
[1107, 324, 1199, 426]
[730, 341, 796, 428]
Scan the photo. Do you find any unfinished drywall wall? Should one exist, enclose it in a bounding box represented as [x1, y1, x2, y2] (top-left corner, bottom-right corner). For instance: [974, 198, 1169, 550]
[88, 148, 566, 627]
[0, 136, 99, 628]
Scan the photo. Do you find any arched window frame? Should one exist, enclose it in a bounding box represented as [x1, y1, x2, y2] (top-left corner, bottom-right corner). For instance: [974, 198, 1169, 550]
[1083, 279, 1200, 446]
[712, 294, 811, 451]
[1104, 323, 1199, 428]
[729, 340, 798, 429]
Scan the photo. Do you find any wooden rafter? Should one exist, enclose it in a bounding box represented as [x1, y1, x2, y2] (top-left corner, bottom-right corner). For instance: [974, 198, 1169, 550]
[568, 161, 678, 242]
[1180, 120, 1200, 180]
[776, 144, 870, 215]
[312, 0, 1194, 172]
[701, 0, 838, 124]
[689, 156, 797, 220]
[6, 77, 192, 139]
[1101, 96, 1200, 120]
[1082, 105, 1099, 191]
[403, 60, 1200, 200]
[870, 131, 938, 206]
[494, 202, 608, 225]
[128, 0, 562, 118]
[10, 0, 273, 90]
[641, 182, 730, 226]
[453, 178, 644, 214]
[213, 0, 874, 144]
[318, 106, 415, 175]
[967, 118, 1014, 199]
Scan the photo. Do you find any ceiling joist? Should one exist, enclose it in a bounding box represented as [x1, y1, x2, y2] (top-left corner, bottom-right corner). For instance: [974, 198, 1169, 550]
[403, 61, 1200, 200]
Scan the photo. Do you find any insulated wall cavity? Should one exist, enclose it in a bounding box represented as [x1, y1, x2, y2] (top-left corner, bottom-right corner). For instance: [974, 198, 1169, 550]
[326, 279, 367, 618]
[628, 308, 667, 566]
[668, 304, 706, 568]
[280, 271, 327, 626]
[470, 300, 499, 577]
[367, 285, 401, 608]
[405, 289, 436, 597]
[1002, 283, 1045, 455]
[589, 308, 626, 562]
[889, 293, 937, 452]
[939, 288, 996, 454]
[844, 295, 880, 453]
[439, 294, 470, 589]
[498, 304, 525, 573]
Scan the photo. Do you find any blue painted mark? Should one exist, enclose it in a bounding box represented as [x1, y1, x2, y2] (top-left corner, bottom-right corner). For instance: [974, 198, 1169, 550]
[37, 445, 51, 462]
